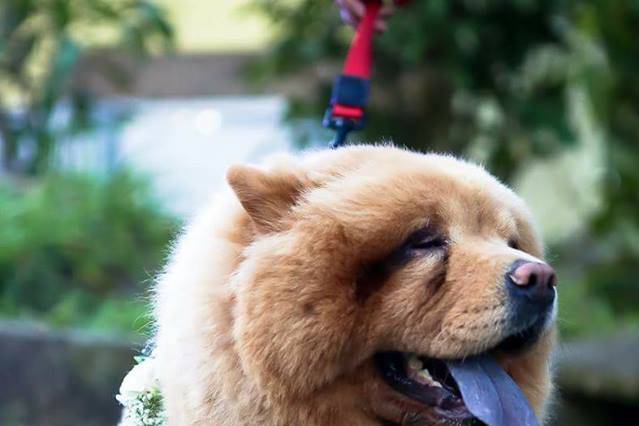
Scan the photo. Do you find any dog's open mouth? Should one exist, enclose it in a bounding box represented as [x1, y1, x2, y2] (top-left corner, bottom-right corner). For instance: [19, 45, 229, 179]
[375, 352, 477, 424]
[374, 320, 547, 426]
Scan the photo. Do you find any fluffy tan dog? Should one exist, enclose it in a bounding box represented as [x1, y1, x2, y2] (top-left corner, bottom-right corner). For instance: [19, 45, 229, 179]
[154, 145, 557, 426]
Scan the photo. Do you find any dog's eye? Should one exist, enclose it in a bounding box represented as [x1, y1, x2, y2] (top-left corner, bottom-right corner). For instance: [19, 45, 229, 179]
[411, 236, 445, 250]
[508, 239, 520, 250]
[408, 234, 447, 252]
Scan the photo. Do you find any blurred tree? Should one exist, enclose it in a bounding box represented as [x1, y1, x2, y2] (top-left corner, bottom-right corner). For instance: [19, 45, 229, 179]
[577, 1, 639, 317]
[0, 0, 172, 175]
[251, 0, 639, 332]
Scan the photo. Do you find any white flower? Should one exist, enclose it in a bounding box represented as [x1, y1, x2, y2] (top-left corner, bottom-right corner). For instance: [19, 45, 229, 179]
[116, 355, 166, 426]
[119, 359, 159, 400]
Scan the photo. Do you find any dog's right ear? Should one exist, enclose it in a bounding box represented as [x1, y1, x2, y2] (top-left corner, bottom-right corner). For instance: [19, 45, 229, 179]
[226, 165, 305, 233]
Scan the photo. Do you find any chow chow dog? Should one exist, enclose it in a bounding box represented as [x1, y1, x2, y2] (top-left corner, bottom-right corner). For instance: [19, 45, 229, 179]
[154, 145, 557, 425]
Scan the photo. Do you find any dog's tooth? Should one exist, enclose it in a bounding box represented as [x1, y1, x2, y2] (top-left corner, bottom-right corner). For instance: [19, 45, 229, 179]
[418, 368, 443, 388]
[418, 368, 433, 381]
[407, 355, 423, 372]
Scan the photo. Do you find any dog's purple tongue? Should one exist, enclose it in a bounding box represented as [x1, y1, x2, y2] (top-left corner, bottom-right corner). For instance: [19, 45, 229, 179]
[445, 355, 538, 426]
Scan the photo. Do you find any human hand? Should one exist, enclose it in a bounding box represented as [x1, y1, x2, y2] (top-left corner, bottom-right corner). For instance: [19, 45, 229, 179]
[335, 0, 395, 32]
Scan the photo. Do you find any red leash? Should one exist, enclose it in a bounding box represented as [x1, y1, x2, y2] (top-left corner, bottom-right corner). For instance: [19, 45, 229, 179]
[342, 2, 379, 80]
[323, 1, 381, 148]
[324, 0, 410, 148]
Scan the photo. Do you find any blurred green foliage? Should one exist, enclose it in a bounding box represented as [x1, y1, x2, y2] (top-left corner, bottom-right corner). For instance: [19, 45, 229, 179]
[252, 0, 639, 337]
[0, 171, 179, 333]
[558, 274, 638, 339]
[0, 0, 172, 175]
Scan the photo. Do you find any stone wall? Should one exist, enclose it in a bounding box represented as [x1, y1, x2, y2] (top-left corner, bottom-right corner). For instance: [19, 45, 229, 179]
[1, 321, 637, 426]
[550, 332, 639, 426]
[0, 321, 141, 426]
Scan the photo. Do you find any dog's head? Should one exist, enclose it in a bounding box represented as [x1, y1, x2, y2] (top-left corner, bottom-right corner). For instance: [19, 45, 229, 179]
[227, 145, 556, 425]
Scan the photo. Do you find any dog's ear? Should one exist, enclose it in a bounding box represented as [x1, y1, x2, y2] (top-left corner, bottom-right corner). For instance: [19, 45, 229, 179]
[227, 165, 304, 233]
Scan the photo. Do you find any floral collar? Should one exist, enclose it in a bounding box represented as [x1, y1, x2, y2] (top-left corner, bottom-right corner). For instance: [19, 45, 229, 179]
[117, 354, 166, 426]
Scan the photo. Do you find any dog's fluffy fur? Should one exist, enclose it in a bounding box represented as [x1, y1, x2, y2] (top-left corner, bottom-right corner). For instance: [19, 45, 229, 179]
[154, 145, 555, 425]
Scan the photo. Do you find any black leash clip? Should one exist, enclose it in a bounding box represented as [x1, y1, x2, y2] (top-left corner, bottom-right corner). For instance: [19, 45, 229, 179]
[323, 75, 370, 149]
[323, 108, 366, 149]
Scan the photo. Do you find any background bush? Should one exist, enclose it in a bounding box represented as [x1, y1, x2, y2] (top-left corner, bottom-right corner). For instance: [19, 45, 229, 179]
[0, 170, 179, 333]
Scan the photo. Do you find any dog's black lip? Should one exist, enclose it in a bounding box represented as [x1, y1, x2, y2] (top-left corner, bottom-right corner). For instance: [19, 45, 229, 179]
[496, 311, 550, 354]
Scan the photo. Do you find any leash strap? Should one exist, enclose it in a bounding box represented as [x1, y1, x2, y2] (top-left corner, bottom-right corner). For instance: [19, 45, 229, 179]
[323, 0, 382, 149]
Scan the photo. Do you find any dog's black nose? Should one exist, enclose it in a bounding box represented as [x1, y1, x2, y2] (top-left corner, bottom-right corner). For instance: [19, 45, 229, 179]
[506, 260, 557, 311]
